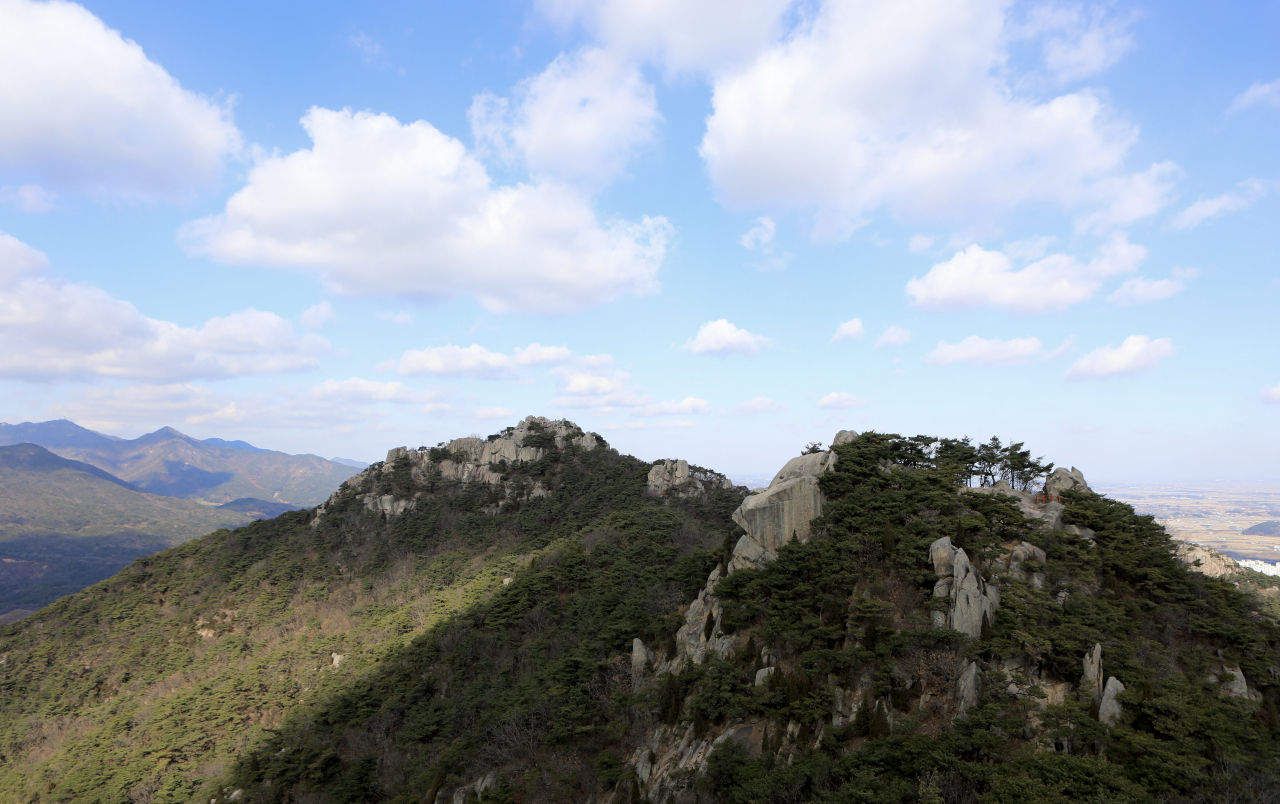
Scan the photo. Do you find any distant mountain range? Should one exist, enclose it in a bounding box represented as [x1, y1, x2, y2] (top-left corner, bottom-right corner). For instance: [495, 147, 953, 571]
[0, 419, 362, 506]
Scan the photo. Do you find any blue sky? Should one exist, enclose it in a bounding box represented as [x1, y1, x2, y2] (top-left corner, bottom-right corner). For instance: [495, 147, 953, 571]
[0, 0, 1277, 483]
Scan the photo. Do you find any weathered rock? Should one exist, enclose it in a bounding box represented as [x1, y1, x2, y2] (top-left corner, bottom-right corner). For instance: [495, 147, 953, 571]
[1062, 524, 1096, 545]
[729, 476, 824, 569]
[1175, 542, 1240, 578]
[957, 661, 982, 716]
[647, 459, 691, 495]
[1098, 676, 1125, 726]
[1044, 467, 1090, 495]
[632, 638, 655, 684]
[755, 666, 776, 687]
[1220, 666, 1250, 698]
[1082, 643, 1103, 702]
[831, 429, 859, 446]
[928, 539, 999, 638]
[770, 451, 838, 486]
[930, 536, 957, 577]
[477, 772, 498, 798]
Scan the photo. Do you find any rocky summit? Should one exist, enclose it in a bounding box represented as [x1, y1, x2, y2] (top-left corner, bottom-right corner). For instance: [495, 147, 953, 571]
[0, 420, 1278, 804]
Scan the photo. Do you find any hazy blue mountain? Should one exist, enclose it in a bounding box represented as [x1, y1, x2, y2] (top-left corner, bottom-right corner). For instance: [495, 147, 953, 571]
[202, 437, 271, 454]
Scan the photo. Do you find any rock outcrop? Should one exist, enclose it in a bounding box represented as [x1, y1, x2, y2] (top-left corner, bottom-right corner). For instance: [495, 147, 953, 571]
[728, 450, 838, 573]
[1174, 542, 1240, 578]
[1044, 466, 1090, 495]
[314, 417, 601, 522]
[957, 661, 982, 715]
[1082, 643, 1104, 703]
[646, 459, 734, 497]
[929, 536, 1000, 638]
[1098, 677, 1125, 726]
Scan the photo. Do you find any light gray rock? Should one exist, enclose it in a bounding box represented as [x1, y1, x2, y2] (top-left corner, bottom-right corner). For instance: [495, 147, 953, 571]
[755, 666, 776, 687]
[1175, 543, 1240, 578]
[647, 459, 691, 496]
[476, 773, 498, 799]
[958, 661, 982, 715]
[730, 476, 824, 566]
[831, 429, 859, 446]
[1098, 676, 1125, 726]
[632, 638, 655, 684]
[1220, 666, 1250, 698]
[1062, 524, 1097, 545]
[1045, 467, 1090, 495]
[769, 451, 838, 486]
[930, 536, 956, 577]
[1082, 643, 1103, 702]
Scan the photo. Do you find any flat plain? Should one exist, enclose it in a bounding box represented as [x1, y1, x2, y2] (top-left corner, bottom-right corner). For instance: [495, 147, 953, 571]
[1096, 481, 1280, 564]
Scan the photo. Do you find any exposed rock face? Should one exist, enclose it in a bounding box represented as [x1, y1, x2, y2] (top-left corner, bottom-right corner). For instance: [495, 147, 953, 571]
[646, 459, 734, 497]
[1175, 542, 1240, 578]
[321, 416, 602, 521]
[631, 638, 655, 686]
[957, 661, 982, 715]
[1045, 467, 1090, 495]
[995, 541, 1048, 589]
[728, 450, 837, 573]
[831, 429, 859, 446]
[967, 475, 1079, 530]
[1082, 643, 1104, 702]
[1099, 677, 1125, 726]
[928, 536, 999, 638]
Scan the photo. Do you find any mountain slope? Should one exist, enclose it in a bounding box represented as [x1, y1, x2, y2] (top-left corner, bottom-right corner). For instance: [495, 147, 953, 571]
[0, 420, 362, 505]
[0, 443, 257, 612]
[0, 422, 1276, 804]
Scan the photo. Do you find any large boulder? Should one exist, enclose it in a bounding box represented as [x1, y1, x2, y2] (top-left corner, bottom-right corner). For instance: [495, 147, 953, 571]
[730, 477, 824, 570]
[1099, 677, 1125, 726]
[647, 459, 691, 495]
[928, 538, 999, 639]
[831, 429, 859, 446]
[957, 661, 982, 716]
[1082, 643, 1104, 702]
[1175, 543, 1239, 578]
[1044, 467, 1090, 495]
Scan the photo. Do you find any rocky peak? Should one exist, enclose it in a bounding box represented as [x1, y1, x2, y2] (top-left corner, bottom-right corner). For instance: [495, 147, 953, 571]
[646, 459, 735, 497]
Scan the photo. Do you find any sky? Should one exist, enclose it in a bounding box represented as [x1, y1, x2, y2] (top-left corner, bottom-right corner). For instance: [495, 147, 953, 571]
[0, 0, 1277, 484]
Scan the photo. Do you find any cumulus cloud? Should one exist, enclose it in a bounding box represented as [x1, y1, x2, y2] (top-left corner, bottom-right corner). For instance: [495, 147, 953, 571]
[740, 216, 776, 250]
[1019, 3, 1137, 83]
[1106, 275, 1186, 306]
[391, 342, 571, 379]
[1173, 179, 1272, 230]
[180, 108, 670, 314]
[1075, 161, 1181, 233]
[0, 232, 325, 382]
[301, 301, 337, 330]
[48, 377, 445, 433]
[1230, 79, 1280, 112]
[1065, 335, 1173, 379]
[875, 326, 911, 347]
[549, 362, 707, 420]
[906, 233, 1146, 314]
[816, 392, 866, 409]
[535, 0, 794, 75]
[927, 335, 1044, 366]
[684, 319, 771, 356]
[470, 47, 660, 187]
[732, 396, 786, 415]
[830, 318, 865, 343]
[698, 0, 1158, 240]
[0, 0, 240, 201]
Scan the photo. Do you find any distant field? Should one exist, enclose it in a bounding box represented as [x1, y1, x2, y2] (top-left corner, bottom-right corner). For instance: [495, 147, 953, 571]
[1096, 481, 1280, 563]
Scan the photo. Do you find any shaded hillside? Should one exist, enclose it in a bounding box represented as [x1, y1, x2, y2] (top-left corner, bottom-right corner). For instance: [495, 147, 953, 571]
[0, 422, 1277, 804]
[1244, 521, 1280, 537]
[0, 444, 254, 612]
[0, 419, 361, 505]
[216, 497, 304, 518]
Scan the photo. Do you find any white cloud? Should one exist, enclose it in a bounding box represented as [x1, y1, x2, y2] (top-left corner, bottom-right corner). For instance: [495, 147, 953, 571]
[1263, 383, 1280, 404]
[908, 234, 935, 253]
[0, 231, 325, 382]
[875, 326, 911, 347]
[740, 216, 776, 250]
[301, 301, 337, 330]
[1106, 275, 1185, 306]
[180, 108, 670, 314]
[549, 363, 704, 419]
[475, 406, 514, 420]
[816, 392, 866, 409]
[0, 183, 57, 212]
[1020, 4, 1136, 83]
[732, 396, 786, 415]
[48, 377, 443, 433]
[906, 233, 1146, 314]
[0, 0, 240, 200]
[470, 47, 660, 187]
[1230, 79, 1280, 112]
[928, 335, 1043, 366]
[684, 319, 771, 356]
[830, 318, 866, 343]
[349, 33, 384, 64]
[1173, 179, 1272, 230]
[1075, 161, 1181, 233]
[1065, 335, 1173, 379]
[698, 0, 1152, 240]
[535, 0, 794, 75]
[392, 342, 571, 379]
[376, 311, 413, 325]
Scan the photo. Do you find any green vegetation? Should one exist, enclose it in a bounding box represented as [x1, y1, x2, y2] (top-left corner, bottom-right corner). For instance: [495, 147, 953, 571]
[1, 428, 1276, 804]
